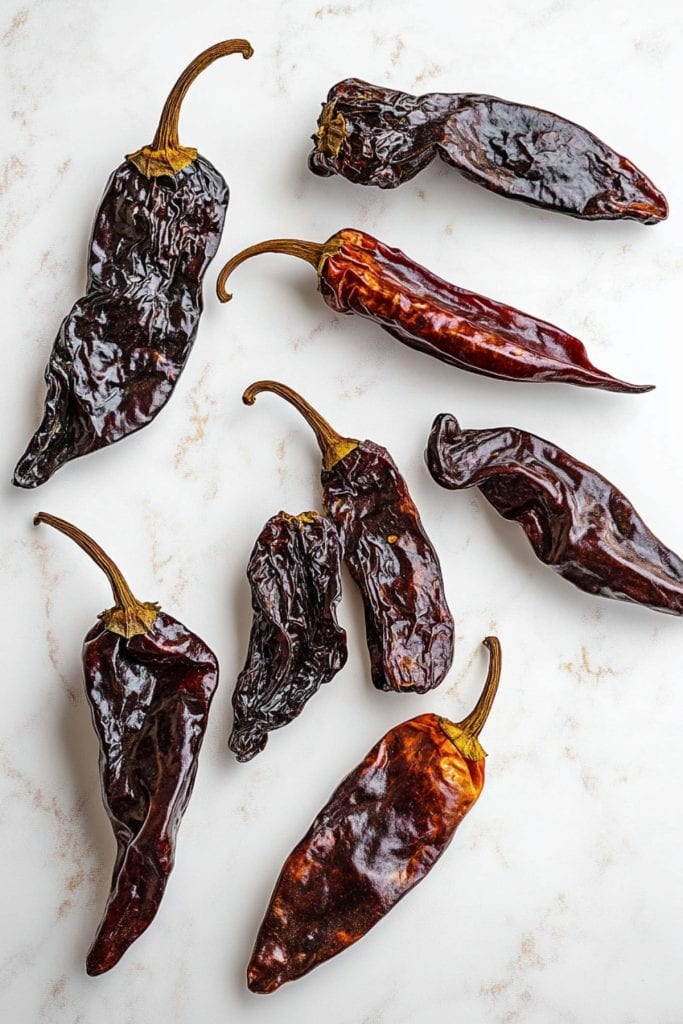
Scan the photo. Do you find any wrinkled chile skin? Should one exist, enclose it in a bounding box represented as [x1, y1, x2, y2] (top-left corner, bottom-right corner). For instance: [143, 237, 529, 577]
[83, 611, 218, 975]
[248, 713, 484, 993]
[319, 229, 650, 393]
[309, 79, 455, 187]
[426, 413, 683, 615]
[230, 512, 347, 761]
[309, 78, 667, 223]
[13, 156, 228, 488]
[321, 440, 454, 693]
[438, 94, 668, 223]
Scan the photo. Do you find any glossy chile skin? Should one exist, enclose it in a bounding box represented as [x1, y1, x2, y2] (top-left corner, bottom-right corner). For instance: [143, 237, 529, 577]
[426, 414, 683, 615]
[33, 514, 219, 974]
[13, 39, 253, 489]
[309, 78, 668, 223]
[217, 230, 651, 393]
[242, 382, 454, 693]
[230, 511, 347, 761]
[248, 636, 501, 993]
[322, 440, 454, 692]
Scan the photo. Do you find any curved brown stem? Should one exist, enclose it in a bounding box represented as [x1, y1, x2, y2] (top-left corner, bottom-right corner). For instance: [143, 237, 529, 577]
[128, 39, 253, 176]
[153, 39, 253, 152]
[216, 239, 325, 302]
[242, 381, 359, 470]
[440, 637, 502, 760]
[34, 513, 159, 639]
[456, 636, 502, 737]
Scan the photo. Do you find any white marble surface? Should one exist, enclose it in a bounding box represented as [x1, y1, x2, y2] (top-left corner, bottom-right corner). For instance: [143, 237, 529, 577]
[1, 0, 682, 1020]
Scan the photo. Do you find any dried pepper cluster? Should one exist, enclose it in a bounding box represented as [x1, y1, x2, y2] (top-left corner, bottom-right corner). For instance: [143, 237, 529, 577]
[16, 30, 678, 1004]
[242, 381, 455, 694]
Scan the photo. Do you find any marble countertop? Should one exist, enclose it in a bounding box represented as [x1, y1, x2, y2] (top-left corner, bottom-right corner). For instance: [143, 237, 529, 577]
[1, 0, 681, 1021]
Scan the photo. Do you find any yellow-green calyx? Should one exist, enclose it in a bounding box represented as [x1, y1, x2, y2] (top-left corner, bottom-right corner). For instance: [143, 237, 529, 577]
[242, 380, 359, 471]
[127, 39, 253, 178]
[128, 145, 199, 177]
[440, 637, 502, 761]
[34, 512, 159, 640]
[316, 103, 347, 156]
[99, 602, 160, 639]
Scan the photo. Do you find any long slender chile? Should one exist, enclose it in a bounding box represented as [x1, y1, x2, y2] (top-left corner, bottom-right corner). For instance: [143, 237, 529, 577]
[34, 513, 218, 974]
[426, 414, 683, 615]
[248, 637, 502, 993]
[218, 230, 651, 393]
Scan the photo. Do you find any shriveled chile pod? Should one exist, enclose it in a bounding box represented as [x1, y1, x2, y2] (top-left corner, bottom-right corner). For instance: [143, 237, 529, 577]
[308, 78, 668, 223]
[426, 414, 683, 615]
[242, 380, 455, 694]
[34, 512, 218, 974]
[248, 636, 502, 993]
[14, 39, 253, 488]
[230, 510, 347, 761]
[218, 230, 651, 394]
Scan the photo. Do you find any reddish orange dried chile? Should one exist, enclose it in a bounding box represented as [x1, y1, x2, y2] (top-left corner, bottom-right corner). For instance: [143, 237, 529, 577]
[247, 636, 501, 993]
[217, 230, 650, 393]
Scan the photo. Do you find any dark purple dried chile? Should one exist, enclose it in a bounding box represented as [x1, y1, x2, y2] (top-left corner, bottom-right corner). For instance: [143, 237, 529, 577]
[242, 381, 455, 693]
[230, 511, 347, 761]
[309, 78, 668, 223]
[426, 414, 683, 615]
[34, 513, 218, 975]
[13, 39, 252, 488]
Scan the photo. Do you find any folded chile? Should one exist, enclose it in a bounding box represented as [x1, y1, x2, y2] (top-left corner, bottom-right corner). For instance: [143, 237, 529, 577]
[218, 230, 651, 393]
[243, 380, 455, 693]
[34, 513, 218, 974]
[426, 415, 683, 615]
[309, 78, 668, 223]
[248, 636, 502, 993]
[230, 511, 347, 761]
[13, 39, 253, 489]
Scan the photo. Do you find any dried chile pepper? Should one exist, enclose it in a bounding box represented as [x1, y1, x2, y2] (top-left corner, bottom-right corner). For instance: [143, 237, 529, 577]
[426, 414, 683, 615]
[34, 513, 218, 974]
[13, 39, 253, 489]
[247, 636, 502, 993]
[217, 230, 651, 393]
[308, 78, 668, 224]
[230, 510, 347, 761]
[242, 381, 454, 694]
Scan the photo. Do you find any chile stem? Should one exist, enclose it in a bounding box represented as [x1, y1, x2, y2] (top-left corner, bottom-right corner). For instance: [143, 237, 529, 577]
[34, 513, 159, 639]
[440, 637, 502, 760]
[242, 380, 359, 470]
[152, 39, 253, 152]
[216, 239, 326, 302]
[456, 637, 502, 737]
[128, 39, 253, 177]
